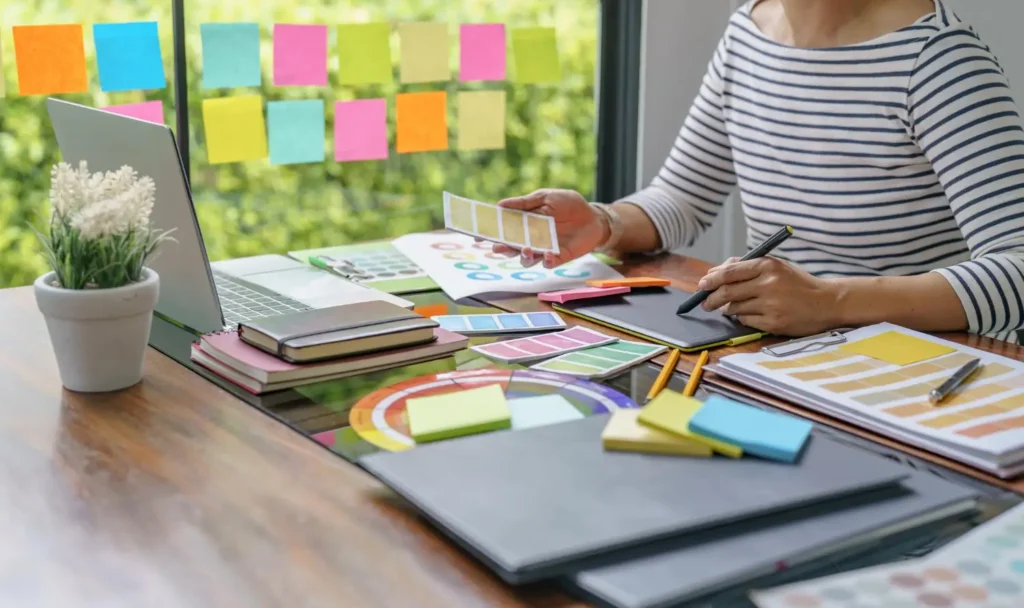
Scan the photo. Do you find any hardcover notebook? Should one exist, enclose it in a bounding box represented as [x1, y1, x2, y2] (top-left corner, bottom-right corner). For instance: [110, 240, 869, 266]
[238, 301, 438, 363]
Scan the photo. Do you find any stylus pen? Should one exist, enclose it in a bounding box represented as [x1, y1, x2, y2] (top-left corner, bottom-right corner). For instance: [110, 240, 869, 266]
[929, 358, 982, 404]
[675, 225, 794, 316]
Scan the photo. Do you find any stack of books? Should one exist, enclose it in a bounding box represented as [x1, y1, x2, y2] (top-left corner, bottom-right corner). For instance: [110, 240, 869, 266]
[190, 301, 468, 394]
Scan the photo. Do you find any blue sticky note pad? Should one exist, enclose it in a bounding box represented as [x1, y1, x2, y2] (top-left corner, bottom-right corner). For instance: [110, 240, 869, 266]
[508, 395, 584, 430]
[268, 100, 325, 165]
[93, 22, 167, 92]
[688, 396, 813, 463]
[497, 314, 529, 329]
[200, 23, 261, 89]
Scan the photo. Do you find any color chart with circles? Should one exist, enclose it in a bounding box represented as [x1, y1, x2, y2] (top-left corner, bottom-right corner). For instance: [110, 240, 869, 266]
[752, 502, 1024, 608]
[392, 232, 622, 301]
[443, 191, 559, 253]
[344, 369, 638, 453]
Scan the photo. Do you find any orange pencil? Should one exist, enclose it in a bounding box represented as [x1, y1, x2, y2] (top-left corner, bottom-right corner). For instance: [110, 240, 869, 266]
[646, 349, 680, 400]
[683, 350, 710, 397]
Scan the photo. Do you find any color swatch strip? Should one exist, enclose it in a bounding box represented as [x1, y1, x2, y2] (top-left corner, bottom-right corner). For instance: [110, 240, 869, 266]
[433, 312, 566, 335]
[471, 326, 617, 363]
[531, 340, 667, 379]
[443, 191, 559, 253]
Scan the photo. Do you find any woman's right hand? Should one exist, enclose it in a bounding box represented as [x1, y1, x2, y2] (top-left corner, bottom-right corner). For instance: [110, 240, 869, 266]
[489, 189, 608, 268]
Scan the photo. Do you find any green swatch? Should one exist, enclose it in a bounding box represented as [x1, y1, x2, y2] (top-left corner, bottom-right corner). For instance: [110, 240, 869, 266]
[531, 339, 667, 379]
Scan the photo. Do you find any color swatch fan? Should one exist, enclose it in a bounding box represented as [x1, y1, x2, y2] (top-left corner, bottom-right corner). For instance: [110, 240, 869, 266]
[444, 192, 559, 253]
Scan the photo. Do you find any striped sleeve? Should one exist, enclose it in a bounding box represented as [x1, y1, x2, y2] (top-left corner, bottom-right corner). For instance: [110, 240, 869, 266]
[625, 36, 738, 252]
[908, 25, 1024, 336]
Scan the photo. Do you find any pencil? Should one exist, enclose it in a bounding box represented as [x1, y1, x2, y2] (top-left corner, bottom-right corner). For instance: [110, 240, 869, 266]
[683, 350, 710, 397]
[646, 349, 680, 400]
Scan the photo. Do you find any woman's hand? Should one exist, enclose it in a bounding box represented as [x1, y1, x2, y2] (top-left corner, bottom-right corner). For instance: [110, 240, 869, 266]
[698, 256, 841, 336]
[487, 189, 608, 268]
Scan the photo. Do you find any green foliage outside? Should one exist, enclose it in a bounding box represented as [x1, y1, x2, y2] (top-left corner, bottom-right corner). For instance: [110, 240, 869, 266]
[0, 0, 597, 288]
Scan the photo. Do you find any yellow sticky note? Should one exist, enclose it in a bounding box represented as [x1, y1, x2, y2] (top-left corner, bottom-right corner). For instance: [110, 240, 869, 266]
[202, 95, 268, 165]
[399, 22, 449, 84]
[457, 90, 506, 151]
[839, 330, 956, 367]
[511, 27, 561, 84]
[406, 384, 511, 443]
[602, 410, 713, 457]
[637, 391, 743, 458]
[338, 23, 392, 85]
[396, 91, 448, 154]
[13, 24, 89, 96]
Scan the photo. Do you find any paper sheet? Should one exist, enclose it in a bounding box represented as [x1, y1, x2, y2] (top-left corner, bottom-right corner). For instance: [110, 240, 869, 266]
[396, 91, 448, 153]
[457, 90, 506, 151]
[13, 24, 88, 95]
[92, 22, 166, 92]
[392, 232, 621, 301]
[334, 98, 389, 162]
[511, 27, 561, 83]
[839, 330, 957, 366]
[444, 192, 557, 252]
[102, 100, 164, 124]
[200, 23, 261, 89]
[460, 23, 506, 82]
[399, 22, 449, 84]
[338, 23, 392, 85]
[273, 24, 327, 86]
[202, 95, 268, 164]
[267, 100, 325, 165]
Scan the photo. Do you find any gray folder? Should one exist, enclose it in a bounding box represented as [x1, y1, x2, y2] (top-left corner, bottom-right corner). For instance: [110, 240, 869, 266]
[566, 472, 978, 608]
[360, 415, 909, 583]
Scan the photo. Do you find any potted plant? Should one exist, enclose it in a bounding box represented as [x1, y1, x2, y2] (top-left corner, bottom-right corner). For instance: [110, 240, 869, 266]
[32, 161, 173, 393]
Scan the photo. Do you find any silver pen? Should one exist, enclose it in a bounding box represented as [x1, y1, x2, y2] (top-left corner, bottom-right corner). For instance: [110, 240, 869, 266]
[929, 358, 983, 404]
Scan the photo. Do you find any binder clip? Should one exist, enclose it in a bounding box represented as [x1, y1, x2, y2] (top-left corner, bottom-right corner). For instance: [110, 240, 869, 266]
[761, 330, 848, 358]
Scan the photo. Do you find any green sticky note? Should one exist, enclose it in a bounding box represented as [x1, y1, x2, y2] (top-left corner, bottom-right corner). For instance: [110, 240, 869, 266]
[338, 23, 392, 85]
[406, 384, 511, 443]
[511, 27, 561, 83]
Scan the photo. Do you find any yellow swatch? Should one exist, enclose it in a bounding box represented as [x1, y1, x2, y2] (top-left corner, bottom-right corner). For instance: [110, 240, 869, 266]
[399, 22, 449, 84]
[13, 24, 89, 96]
[501, 208, 526, 246]
[602, 410, 712, 457]
[510, 27, 561, 83]
[637, 391, 743, 458]
[475, 203, 500, 239]
[839, 330, 956, 367]
[338, 23, 392, 85]
[447, 194, 474, 231]
[202, 96, 268, 164]
[527, 214, 553, 250]
[457, 90, 506, 151]
[396, 91, 448, 153]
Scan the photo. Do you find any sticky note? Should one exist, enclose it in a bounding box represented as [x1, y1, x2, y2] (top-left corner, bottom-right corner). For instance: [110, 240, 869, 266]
[689, 396, 813, 463]
[93, 22, 166, 92]
[637, 391, 743, 458]
[602, 410, 713, 457]
[538, 286, 631, 304]
[334, 99, 388, 162]
[508, 395, 584, 430]
[102, 100, 164, 124]
[396, 91, 448, 154]
[200, 23, 261, 89]
[586, 277, 670, 288]
[399, 22, 449, 84]
[406, 384, 511, 443]
[273, 24, 327, 86]
[202, 95, 268, 164]
[338, 23, 392, 85]
[839, 330, 956, 366]
[267, 100, 325, 166]
[511, 27, 561, 84]
[13, 24, 88, 96]
[457, 90, 506, 151]
[460, 23, 506, 82]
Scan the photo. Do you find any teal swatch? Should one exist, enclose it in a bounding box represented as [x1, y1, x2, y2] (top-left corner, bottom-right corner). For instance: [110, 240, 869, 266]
[267, 100, 326, 166]
[200, 23, 261, 89]
[93, 22, 166, 92]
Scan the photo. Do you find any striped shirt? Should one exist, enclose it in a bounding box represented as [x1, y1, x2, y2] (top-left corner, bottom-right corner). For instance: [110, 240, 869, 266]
[628, 0, 1024, 343]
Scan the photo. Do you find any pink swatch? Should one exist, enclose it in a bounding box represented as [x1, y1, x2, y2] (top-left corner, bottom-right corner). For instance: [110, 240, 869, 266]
[460, 24, 506, 81]
[559, 326, 614, 344]
[538, 286, 631, 304]
[334, 99, 388, 162]
[479, 343, 528, 360]
[102, 100, 164, 124]
[471, 326, 617, 363]
[274, 24, 328, 86]
[534, 334, 582, 350]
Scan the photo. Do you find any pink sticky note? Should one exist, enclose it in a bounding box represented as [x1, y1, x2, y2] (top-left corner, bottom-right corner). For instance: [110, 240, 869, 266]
[460, 23, 506, 82]
[334, 99, 388, 162]
[102, 100, 165, 124]
[274, 24, 328, 86]
[537, 286, 631, 304]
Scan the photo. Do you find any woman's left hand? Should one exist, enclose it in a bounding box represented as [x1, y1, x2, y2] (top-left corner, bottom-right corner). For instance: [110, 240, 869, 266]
[698, 256, 841, 337]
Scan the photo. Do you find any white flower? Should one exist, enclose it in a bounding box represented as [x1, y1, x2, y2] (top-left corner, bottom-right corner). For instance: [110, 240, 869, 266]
[49, 161, 157, 240]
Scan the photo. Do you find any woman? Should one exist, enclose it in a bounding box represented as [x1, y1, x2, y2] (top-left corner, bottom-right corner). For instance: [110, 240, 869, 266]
[491, 0, 1024, 342]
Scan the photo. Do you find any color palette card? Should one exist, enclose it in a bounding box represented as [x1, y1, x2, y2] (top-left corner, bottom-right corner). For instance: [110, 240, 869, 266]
[531, 340, 667, 380]
[637, 391, 743, 458]
[538, 286, 630, 304]
[433, 312, 567, 335]
[602, 409, 713, 457]
[689, 395, 813, 463]
[444, 191, 559, 254]
[471, 326, 617, 363]
[407, 383, 511, 443]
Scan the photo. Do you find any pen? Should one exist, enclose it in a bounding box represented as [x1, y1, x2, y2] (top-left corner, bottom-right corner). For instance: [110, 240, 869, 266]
[646, 349, 680, 401]
[683, 350, 710, 397]
[929, 358, 982, 404]
[676, 225, 795, 315]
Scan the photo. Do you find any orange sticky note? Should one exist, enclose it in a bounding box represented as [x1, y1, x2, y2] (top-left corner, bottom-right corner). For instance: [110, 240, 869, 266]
[396, 91, 448, 154]
[414, 303, 449, 318]
[13, 24, 89, 95]
[586, 277, 671, 288]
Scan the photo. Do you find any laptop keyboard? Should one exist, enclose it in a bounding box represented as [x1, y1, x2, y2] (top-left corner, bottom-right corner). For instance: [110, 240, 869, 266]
[213, 273, 311, 326]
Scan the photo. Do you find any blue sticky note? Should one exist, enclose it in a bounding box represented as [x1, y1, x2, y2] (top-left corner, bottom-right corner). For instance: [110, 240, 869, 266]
[688, 396, 813, 463]
[508, 395, 584, 430]
[468, 315, 500, 331]
[267, 100, 325, 165]
[497, 314, 530, 329]
[200, 23, 261, 89]
[93, 22, 166, 92]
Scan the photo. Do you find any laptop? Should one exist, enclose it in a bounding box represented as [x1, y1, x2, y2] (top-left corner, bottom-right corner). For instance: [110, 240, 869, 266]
[46, 99, 413, 336]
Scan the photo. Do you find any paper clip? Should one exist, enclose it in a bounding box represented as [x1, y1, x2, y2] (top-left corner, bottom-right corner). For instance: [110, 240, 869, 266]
[761, 331, 848, 358]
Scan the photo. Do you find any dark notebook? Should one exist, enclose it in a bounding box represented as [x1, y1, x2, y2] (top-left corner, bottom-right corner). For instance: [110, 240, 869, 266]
[553, 287, 764, 352]
[360, 416, 908, 584]
[238, 301, 437, 363]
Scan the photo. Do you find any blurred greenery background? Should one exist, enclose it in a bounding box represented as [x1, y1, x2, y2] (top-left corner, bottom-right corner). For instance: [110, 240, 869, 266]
[0, 0, 597, 288]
